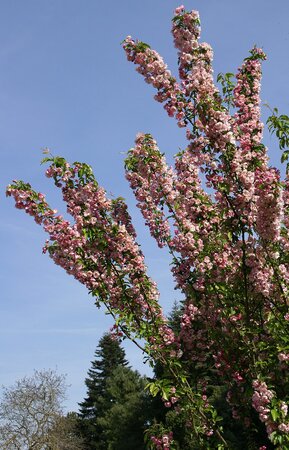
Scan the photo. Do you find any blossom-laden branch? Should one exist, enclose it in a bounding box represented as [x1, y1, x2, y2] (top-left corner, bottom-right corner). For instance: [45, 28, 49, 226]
[7, 159, 176, 352]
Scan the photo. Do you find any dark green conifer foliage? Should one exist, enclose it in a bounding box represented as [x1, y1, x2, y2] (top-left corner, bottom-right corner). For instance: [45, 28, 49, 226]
[167, 300, 183, 334]
[98, 365, 148, 450]
[78, 333, 128, 449]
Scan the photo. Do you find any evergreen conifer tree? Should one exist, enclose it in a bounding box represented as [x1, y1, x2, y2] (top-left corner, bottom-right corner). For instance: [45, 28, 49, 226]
[97, 365, 149, 450]
[78, 333, 128, 449]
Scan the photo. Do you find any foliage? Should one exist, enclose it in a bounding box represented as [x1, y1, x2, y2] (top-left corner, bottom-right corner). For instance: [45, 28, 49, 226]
[7, 4, 289, 449]
[46, 412, 84, 450]
[266, 106, 289, 172]
[216, 72, 236, 110]
[78, 333, 151, 449]
[96, 365, 149, 449]
[78, 333, 128, 449]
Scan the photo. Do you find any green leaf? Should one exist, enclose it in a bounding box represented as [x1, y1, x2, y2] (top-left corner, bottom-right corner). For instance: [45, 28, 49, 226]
[271, 408, 279, 421]
[281, 150, 289, 163]
[40, 157, 53, 165]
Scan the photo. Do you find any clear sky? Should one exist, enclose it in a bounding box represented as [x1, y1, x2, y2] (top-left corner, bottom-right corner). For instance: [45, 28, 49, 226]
[1, 0, 289, 412]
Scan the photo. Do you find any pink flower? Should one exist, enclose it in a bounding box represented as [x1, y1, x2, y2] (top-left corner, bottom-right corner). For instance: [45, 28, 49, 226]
[175, 5, 185, 15]
[278, 352, 289, 362]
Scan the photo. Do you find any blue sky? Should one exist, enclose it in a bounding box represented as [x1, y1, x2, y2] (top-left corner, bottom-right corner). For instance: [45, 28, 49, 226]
[1, 0, 289, 412]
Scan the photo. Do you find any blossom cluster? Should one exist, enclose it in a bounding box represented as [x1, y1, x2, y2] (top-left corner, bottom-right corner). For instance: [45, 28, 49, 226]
[123, 37, 187, 127]
[251, 379, 289, 440]
[252, 380, 275, 431]
[150, 432, 173, 450]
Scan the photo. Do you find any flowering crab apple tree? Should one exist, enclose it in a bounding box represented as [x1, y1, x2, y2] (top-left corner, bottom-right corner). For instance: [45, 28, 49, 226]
[7, 5, 289, 449]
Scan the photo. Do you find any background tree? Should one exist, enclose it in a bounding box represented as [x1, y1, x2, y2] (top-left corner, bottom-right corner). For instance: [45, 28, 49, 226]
[77, 333, 128, 449]
[0, 369, 67, 450]
[78, 332, 161, 449]
[97, 365, 149, 450]
[46, 412, 84, 450]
